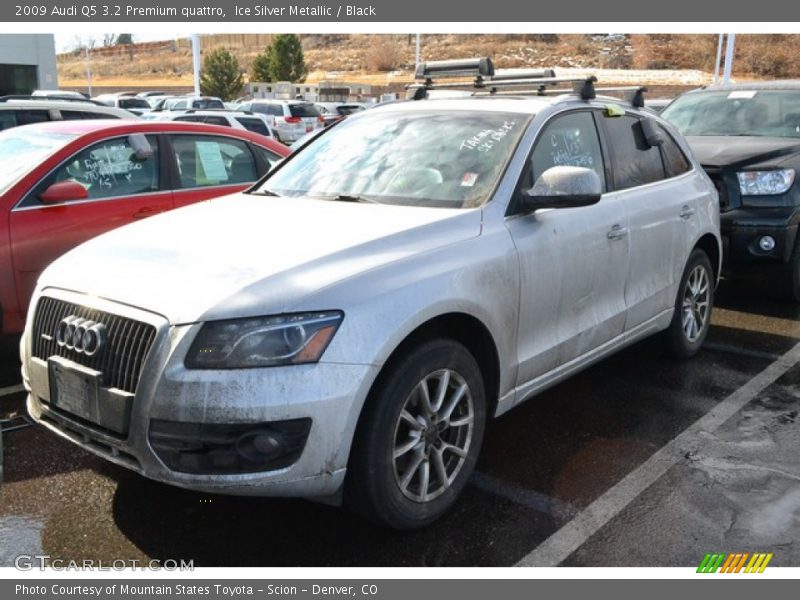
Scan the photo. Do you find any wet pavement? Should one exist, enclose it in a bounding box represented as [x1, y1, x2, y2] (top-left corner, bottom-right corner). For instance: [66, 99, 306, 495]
[1, 277, 799, 567]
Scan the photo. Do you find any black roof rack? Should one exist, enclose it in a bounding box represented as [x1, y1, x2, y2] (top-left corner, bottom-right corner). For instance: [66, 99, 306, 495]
[0, 94, 103, 105]
[407, 57, 648, 108]
[184, 108, 255, 116]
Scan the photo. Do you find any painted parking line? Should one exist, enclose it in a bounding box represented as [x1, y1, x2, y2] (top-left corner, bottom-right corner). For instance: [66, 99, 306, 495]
[470, 471, 578, 521]
[515, 341, 800, 567]
[712, 307, 800, 339]
[0, 384, 24, 399]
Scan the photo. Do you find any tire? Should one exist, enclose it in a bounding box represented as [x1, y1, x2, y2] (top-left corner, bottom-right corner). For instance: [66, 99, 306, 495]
[665, 248, 714, 359]
[345, 338, 486, 529]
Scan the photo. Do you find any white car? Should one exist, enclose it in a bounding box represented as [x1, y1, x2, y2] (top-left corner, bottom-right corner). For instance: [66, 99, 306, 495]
[0, 97, 137, 131]
[148, 109, 275, 139]
[21, 59, 720, 529]
[236, 100, 324, 143]
[92, 94, 152, 116]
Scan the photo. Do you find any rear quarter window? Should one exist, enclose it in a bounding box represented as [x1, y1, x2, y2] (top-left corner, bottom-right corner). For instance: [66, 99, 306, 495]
[659, 126, 692, 178]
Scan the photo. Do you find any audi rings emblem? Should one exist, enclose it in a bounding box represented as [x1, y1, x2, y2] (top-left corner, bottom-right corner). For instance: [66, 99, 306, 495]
[55, 316, 107, 357]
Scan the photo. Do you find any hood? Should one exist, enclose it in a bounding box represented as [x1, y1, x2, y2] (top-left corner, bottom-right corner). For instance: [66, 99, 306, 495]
[686, 136, 800, 168]
[40, 194, 481, 324]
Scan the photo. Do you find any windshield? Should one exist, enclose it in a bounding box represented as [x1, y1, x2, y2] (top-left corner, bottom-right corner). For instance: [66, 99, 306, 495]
[0, 130, 75, 194]
[663, 89, 800, 138]
[258, 109, 527, 208]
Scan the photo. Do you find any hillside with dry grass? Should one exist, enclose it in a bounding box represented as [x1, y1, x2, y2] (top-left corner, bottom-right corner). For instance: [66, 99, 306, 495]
[56, 33, 800, 90]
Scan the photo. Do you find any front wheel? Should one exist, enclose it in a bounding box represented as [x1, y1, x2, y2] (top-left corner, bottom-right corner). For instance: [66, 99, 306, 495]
[665, 248, 714, 359]
[345, 339, 486, 529]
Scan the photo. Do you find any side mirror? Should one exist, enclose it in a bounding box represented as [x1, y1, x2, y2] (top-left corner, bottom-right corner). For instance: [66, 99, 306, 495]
[127, 133, 152, 160]
[39, 180, 89, 204]
[521, 166, 602, 212]
[639, 118, 665, 148]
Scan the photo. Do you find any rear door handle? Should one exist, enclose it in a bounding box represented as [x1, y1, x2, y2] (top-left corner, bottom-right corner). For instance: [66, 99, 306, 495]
[607, 224, 628, 240]
[680, 205, 696, 220]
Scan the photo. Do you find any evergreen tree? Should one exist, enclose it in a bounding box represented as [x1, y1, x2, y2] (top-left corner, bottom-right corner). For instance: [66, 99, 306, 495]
[200, 47, 244, 101]
[250, 51, 272, 83]
[267, 34, 307, 82]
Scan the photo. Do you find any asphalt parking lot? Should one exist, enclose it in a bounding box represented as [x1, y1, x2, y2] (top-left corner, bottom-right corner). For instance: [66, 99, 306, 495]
[1, 276, 799, 568]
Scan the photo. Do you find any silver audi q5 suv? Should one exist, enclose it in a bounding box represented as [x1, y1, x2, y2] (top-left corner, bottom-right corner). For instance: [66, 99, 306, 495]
[21, 60, 721, 529]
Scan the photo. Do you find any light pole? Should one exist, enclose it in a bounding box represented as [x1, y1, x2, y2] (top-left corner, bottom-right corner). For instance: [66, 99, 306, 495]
[192, 34, 201, 96]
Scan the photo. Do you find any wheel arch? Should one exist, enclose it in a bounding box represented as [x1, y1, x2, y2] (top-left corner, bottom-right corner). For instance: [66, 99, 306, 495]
[694, 232, 721, 282]
[364, 312, 501, 422]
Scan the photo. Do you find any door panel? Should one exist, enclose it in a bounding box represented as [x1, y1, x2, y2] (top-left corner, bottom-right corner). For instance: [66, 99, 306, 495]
[508, 198, 630, 383]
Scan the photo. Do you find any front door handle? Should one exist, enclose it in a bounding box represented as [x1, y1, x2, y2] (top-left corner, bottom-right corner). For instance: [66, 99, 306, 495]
[607, 224, 629, 240]
[680, 205, 696, 220]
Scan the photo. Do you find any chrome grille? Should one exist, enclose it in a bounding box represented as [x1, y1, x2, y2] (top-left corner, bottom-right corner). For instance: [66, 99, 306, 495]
[32, 297, 157, 395]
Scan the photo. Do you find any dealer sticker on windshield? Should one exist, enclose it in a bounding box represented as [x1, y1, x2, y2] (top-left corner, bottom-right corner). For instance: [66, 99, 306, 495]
[461, 172, 478, 187]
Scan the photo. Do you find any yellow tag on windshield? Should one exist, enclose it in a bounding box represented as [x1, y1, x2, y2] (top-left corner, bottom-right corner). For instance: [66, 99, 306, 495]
[604, 104, 625, 117]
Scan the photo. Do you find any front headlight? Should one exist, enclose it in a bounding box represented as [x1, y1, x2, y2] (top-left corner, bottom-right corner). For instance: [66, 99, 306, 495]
[185, 311, 343, 369]
[737, 169, 795, 196]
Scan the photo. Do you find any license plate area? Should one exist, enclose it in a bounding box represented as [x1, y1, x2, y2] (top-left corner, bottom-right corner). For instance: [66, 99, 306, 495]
[49, 357, 101, 423]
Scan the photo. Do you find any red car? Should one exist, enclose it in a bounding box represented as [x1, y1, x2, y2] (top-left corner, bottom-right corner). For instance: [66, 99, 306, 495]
[0, 120, 289, 335]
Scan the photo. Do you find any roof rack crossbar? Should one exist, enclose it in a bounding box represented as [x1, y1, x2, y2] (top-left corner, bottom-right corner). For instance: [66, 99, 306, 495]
[415, 58, 495, 81]
[594, 86, 648, 108]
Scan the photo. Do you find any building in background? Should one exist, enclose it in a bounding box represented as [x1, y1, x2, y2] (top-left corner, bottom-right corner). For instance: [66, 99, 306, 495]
[0, 34, 58, 95]
[245, 81, 374, 103]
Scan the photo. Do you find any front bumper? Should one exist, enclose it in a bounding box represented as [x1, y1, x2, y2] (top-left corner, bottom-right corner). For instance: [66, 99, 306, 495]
[721, 206, 800, 265]
[22, 289, 378, 498]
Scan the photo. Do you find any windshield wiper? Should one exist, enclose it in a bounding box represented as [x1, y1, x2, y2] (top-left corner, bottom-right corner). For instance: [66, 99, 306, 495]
[251, 189, 281, 196]
[327, 194, 379, 204]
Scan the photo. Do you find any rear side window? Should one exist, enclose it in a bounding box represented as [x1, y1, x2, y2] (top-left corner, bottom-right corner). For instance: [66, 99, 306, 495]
[252, 145, 282, 170]
[59, 110, 120, 120]
[603, 115, 666, 190]
[659, 126, 692, 178]
[0, 109, 51, 130]
[174, 116, 203, 123]
[170, 134, 258, 189]
[289, 104, 320, 118]
[235, 117, 270, 136]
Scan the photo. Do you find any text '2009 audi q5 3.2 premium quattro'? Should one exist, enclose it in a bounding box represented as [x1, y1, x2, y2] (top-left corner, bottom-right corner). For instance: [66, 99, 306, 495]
[21, 59, 721, 529]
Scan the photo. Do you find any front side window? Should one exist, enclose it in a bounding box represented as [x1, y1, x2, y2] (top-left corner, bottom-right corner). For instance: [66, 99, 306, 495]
[45, 135, 160, 201]
[603, 115, 665, 190]
[170, 135, 257, 189]
[258, 109, 528, 209]
[528, 111, 607, 191]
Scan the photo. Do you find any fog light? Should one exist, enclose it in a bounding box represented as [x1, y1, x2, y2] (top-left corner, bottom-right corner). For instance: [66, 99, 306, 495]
[235, 430, 285, 462]
[149, 418, 311, 475]
[758, 236, 776, 252]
